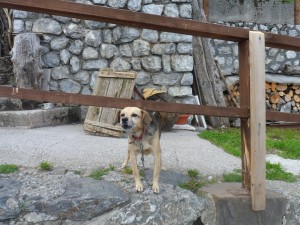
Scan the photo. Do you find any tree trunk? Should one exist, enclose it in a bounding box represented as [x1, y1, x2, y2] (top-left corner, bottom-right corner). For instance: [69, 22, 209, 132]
[192, 0, 230, 128]
[11, 33, 44, 109]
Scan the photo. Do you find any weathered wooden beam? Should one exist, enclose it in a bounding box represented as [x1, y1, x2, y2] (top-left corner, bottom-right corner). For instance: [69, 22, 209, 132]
[239, 40, 251, 192]
[295, 0, 300, 25]
[1, 0, 300, 50]
[249, 31, 266, 211]
[0, 86, 249, 118]
[266, 111, 300, 123]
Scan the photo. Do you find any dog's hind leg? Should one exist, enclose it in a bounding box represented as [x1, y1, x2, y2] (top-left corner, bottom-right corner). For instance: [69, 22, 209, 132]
[152, 146, 161, 194]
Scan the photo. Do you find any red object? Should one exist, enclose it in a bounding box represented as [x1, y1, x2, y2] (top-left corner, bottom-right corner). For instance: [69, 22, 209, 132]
[176, 114, 190, 125]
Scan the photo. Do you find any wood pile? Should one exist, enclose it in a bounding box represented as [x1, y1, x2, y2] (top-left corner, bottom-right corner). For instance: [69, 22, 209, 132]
[226, 82, 300, 113]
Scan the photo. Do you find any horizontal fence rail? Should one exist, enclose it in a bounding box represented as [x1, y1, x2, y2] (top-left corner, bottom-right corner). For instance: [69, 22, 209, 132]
[1, 0, 300, 50]
[0, 86, 248, 118]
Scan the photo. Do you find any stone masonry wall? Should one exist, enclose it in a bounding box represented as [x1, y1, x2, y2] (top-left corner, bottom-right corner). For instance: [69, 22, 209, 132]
[12, 0, 194, 104]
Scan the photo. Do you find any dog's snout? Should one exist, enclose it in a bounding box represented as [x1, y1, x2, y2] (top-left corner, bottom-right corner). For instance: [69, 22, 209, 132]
[122, 117, 128, 123]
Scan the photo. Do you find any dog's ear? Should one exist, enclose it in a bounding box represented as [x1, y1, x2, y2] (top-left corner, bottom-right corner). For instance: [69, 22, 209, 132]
[142, 110, 152, 126]
[114, 109, 121, 125]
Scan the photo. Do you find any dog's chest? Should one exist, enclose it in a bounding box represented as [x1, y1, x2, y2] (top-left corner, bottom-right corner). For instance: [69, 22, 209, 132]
[137, 140, 153, 155]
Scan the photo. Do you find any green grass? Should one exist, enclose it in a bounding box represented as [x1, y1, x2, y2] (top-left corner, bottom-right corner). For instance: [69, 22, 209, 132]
[122, 167, 133, 175]
[179, 169, 206, 193]
[89, 164, 115, 180]
[0, 164, 19, 174]
[199, 127, 299, 182]
[38, 161, 53, 171]
[199, 127, 300, 159]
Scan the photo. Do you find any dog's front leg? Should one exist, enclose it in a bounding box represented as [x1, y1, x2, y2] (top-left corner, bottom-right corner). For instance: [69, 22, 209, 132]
[153, 146, 161, 194]
[130, 149, 143, 192]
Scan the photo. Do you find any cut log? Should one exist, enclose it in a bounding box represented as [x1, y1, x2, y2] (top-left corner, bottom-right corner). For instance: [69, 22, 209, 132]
[285, 94, 292, 102]
[295, 89, 300, 95]
[292, 100, 296, 106]
[294, 94, 300, 102]
[192, 0, 229, 128]
[279, 91, 284, 97]
[288, 90, 294, 97]
[265, 83, 271, 89]
[270, 93, 280, 104]
[276, 84, 288, 91]
[271, 82, 276, 92]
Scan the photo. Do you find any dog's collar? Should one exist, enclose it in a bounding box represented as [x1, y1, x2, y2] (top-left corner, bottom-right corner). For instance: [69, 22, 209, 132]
[129, 128, 146, 144]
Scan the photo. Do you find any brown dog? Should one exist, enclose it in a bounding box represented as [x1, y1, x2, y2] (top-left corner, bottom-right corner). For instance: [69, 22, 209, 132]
[119, 107, 161, 193]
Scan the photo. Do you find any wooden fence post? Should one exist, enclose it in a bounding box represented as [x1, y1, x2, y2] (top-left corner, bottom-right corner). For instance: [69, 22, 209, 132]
[249, 31, 266, 211]
[295, 0, 300, 25]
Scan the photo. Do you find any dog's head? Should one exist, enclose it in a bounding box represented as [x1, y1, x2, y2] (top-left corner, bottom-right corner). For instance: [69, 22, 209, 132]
[118, 107, 152, 133]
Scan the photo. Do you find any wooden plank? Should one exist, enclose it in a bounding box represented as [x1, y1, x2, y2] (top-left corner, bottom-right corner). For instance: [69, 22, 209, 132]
[203, 0, 209, 19]
[295, 0, 300, 25]
[0, 86, 248, 118]
[100, 69, 136, 79]
[249, 31, 266, 211]
[266, 111, 300, 123]
[1, 0, 300, 50]
[238, 40, 251, 191]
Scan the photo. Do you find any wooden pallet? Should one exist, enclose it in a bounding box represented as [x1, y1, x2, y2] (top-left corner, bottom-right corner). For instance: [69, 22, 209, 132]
[83, 69, 136, 137]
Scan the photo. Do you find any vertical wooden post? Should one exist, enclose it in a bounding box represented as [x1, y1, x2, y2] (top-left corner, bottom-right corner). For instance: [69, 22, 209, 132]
[203, 0, 209, 20]
[249, 31, 266, 211]
[295, 0, 300, 25]
[239, 40, 251, 191]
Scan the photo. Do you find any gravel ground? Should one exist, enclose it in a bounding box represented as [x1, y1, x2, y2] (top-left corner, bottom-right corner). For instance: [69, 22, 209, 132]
[0, 124, 241, 176]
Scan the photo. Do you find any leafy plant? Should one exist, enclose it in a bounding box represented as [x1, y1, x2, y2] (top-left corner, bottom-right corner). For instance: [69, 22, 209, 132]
[179, 169, 205, 193]
[0, 164, 18, 174]
[38, 161, 53, 171]
[266, 162, 297, 182]
[89, 164, 115, 180]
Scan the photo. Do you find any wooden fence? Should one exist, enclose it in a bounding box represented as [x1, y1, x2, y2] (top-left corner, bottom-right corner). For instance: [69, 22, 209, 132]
[1, 0, 300, 211]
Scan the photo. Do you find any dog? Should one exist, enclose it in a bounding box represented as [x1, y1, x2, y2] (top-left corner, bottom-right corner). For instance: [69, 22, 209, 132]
[118, 107, 161, 193]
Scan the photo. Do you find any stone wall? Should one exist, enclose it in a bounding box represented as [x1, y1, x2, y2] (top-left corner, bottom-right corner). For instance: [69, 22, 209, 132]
[12, 0, 194, 104]
[211, 22, 300, 76]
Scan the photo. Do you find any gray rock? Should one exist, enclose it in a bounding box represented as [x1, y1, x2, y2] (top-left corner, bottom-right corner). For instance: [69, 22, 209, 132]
[171, 0, 192, 2]
[50, 36, 69, 51]
[171, 55, 193, 72]
[286, 50, 297, 59]
[63, 23, 85, 39]
[103, 29, 113, 43]
[179, 4, 192, 18]
[136, 71, 150, 85]
[59, 79, 81, 93]
[151, 43, 176, 55]
[69, 40, 84, 55]
[168, 86, 192, 97]
[100, 44, 119, 59]
[119, 44, 132, 57]
[73, 71, 90, 85]
[25, 21, 33, 31]
[60, 49, 71, 65]
[50, 81, 59, 91]
[51, 66, 69, 80]
[85, 30, 102, 47]
[128, 0, 142, 11]
[23, 212, 56, 223]
[42, 52, 60, 68]
[133, 39, 151, 57]
[141, 29, 159, 43]
[84, 20, 106, 29]
[113, 27, 140, 44]
[83, 47, 99, 59]
[32, 18, 62, 35]
[280, 102, 292, 113]
[142, 4, 164, 15]
[82, 59, 108, 70]
[52, 16, 72, 23]
[0, 178, 20, 221]
[13, 20, 24, 33]
[13, 10, 37, 19]
[82, 86, 92, 95]
[0, 98, 22, 111]
[90, 71, 99, 89]
[181, 73, 193, 85]
[70, 56, 81, 73]
[141, 56, 162, 72]
[164, 3, 179, 17]
[162, 55, 171, 73]
[152, 73, 181, 85]
[131, 58, 142, 71]
[160, 32, 192, 43]
[177, 43, 192, 54]
[93, 184, 204, 225]
[107, 0, 127, 8]
[44, 178, 129, 220]
[110, 58, 131, 71]
[91, 0, 107, 4]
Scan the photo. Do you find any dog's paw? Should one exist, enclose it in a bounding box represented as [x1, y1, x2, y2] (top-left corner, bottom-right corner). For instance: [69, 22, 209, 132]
[135, 182, 144, 192]
[152, 183, 160, 194]
[120, 163, 127, 169]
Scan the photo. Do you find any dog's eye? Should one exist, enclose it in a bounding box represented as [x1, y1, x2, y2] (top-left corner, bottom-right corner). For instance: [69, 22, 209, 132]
[132, 113, 138, 117]
[120, 113, 125, 117]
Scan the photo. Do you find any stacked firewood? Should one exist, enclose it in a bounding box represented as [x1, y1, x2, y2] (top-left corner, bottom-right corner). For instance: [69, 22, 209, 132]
[226, 82, 300, 113]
